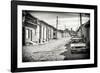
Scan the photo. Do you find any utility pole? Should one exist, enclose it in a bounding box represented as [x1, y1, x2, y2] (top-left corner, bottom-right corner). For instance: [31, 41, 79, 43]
[64, 25, 66, 37]
[65, 25, 66, 30]
[56, 16, 58, 39]
[71, 28, 72, 36]
[80, 13, 82, 38]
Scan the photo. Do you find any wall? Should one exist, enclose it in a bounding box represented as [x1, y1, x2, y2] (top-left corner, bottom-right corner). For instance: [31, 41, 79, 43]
[0, 0, 99, 73]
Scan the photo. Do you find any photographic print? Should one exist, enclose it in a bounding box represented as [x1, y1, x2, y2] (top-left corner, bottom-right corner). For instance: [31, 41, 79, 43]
[11, 1, 97, 72]
[22, 11, 90, 62]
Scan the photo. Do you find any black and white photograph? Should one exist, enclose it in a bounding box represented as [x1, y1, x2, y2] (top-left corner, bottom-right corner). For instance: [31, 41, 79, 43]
[22, 11, 90, 62]
[11, 1, 97, 72]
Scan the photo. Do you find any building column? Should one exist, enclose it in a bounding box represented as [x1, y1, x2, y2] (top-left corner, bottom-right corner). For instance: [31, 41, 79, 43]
[46, 26, 48, 41]
[39, 24, 42, 43]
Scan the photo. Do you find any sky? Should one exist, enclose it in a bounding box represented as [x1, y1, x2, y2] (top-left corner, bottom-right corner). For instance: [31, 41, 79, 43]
[30, 11, 90, 31]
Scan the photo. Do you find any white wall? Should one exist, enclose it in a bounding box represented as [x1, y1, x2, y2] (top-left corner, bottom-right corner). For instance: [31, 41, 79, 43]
[0, 0, 99, 73]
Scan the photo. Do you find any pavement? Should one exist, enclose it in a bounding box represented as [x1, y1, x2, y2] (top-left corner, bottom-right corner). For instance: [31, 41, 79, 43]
[22, 37, 71, 62]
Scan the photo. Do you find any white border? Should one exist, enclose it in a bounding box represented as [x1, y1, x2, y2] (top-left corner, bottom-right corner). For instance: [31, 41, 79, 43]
[17, 5, 94, 68]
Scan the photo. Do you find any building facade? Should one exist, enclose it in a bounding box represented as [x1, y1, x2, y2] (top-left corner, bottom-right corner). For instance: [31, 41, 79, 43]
[22, 11, 66, 46]
[76, 20, 90, 47]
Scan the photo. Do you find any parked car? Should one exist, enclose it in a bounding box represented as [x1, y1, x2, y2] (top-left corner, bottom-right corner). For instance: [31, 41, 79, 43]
[70, 37, 87, 53]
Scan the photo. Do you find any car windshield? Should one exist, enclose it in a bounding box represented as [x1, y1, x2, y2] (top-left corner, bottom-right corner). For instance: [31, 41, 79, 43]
[71, 39, 83, 43]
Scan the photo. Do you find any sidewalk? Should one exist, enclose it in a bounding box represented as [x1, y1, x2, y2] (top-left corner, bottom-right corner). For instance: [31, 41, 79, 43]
[23, 37, 71, 52]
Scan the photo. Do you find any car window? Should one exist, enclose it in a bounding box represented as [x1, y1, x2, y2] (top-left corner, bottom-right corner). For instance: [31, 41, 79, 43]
[71, 39, 83, 43]
[72, 46, 86, 48]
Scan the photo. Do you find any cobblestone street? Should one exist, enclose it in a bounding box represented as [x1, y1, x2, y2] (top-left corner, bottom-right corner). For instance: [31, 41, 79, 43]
[22, 37, 71, 62]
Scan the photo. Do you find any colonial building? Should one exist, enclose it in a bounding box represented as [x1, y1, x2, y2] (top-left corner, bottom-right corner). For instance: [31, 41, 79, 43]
[22, 11, 40, 45]
[76, 20, 90, 47]
[22, 11, 65, 46]
[39, 20, 54, 43]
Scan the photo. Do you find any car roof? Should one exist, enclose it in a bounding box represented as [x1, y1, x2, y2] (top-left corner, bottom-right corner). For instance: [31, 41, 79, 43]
[71, 43, 86, 47]
[71, 37, 82, 40]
